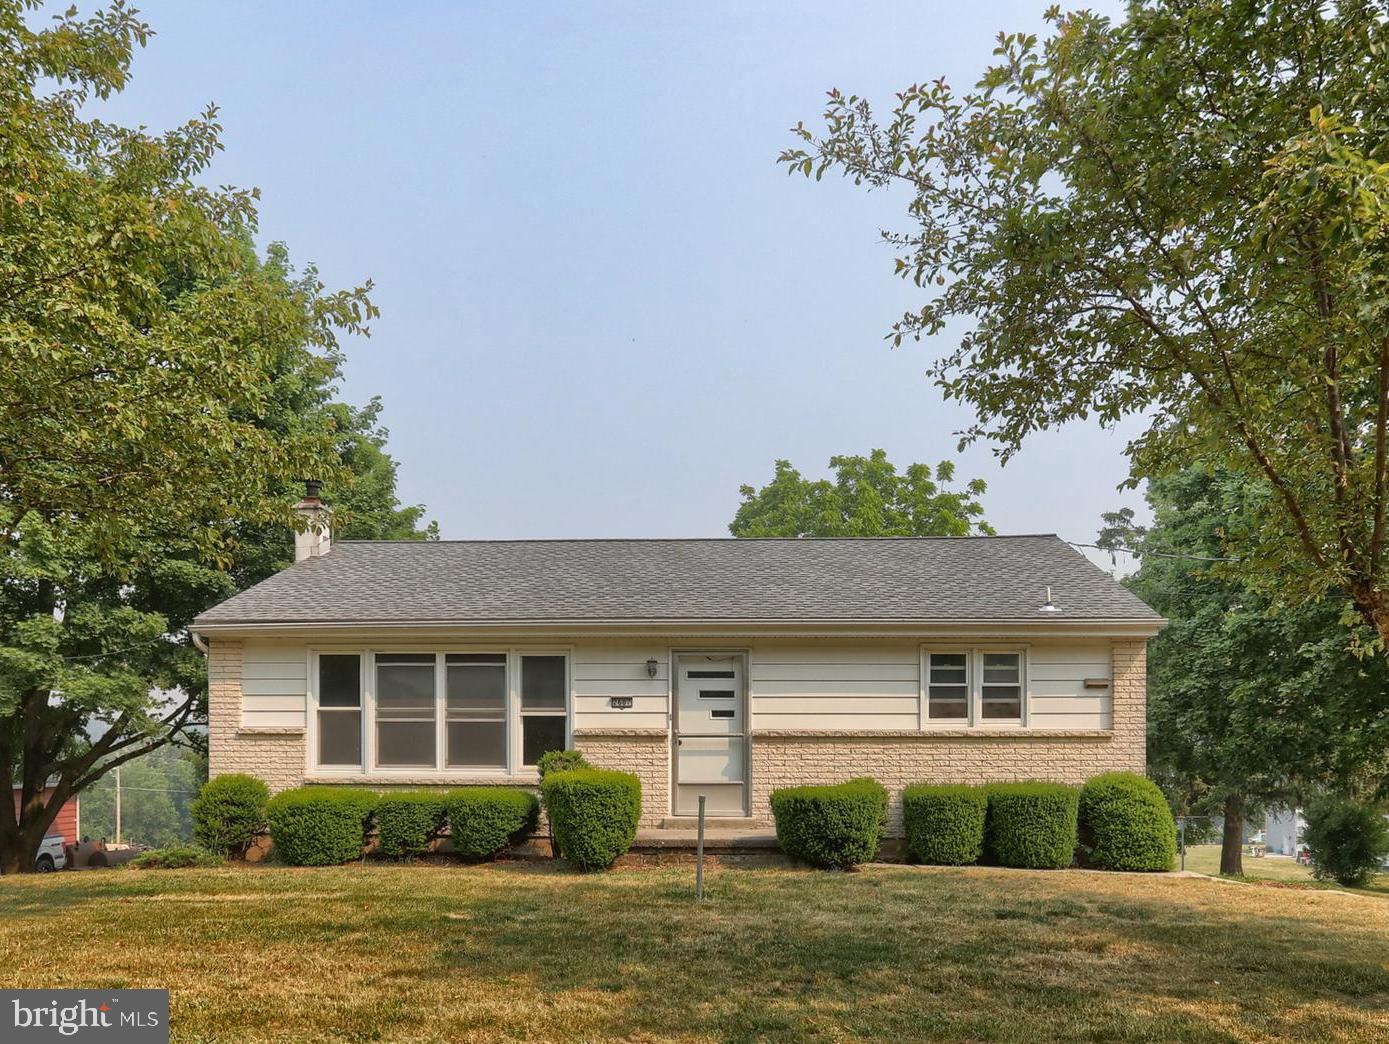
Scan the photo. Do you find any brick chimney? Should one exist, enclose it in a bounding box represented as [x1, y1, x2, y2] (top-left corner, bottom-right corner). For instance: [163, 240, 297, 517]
[293, 479, 332, 562]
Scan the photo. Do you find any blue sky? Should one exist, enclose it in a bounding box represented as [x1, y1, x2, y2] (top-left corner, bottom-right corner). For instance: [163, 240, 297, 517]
[86, 0, 1140, 560]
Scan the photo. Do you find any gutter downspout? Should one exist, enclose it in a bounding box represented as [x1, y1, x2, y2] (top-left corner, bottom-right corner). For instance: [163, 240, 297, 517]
[189, 630, 209, 656]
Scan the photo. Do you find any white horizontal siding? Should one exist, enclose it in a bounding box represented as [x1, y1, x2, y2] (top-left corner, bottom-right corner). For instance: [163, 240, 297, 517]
[572, 642, 670, 731]
[749, 641, 919, 730]
[241, 641, 308, 728]
[1027, 642, 1111, 728]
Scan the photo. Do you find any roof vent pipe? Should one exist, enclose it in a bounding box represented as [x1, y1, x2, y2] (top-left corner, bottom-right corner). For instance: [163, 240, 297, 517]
[1038, 586, 1059, 613]
[293, 479, 332, 562]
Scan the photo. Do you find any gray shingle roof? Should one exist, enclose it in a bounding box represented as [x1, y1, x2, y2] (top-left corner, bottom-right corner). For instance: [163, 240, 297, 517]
[193, 535, 1161, 627]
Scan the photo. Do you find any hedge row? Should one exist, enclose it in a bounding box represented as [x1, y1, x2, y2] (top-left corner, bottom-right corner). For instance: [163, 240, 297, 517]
[772, 773, 1174, 871]
[900, 773, 1175, 871]
[235, 785, 539, 866]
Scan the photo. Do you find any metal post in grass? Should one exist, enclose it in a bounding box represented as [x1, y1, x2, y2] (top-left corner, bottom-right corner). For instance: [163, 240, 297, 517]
[1179, 817, 1186, 871]
[695, 794, 706, 901]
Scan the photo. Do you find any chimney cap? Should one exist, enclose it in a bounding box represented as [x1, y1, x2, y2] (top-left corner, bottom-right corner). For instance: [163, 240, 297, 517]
[300, 479, 324, 501]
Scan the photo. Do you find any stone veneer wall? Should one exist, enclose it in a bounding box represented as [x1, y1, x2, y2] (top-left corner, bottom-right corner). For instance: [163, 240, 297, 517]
[572, 732, 670, 828]
[208, 639, 308, 792]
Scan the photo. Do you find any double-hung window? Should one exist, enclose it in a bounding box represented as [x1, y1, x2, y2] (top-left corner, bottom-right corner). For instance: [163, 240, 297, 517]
[520, 655, 567, 766]
[312, 649, 569, 775]
[446, 654, 507, 768]
[375, 653, 437, 766]
[317, 654, 363, 766]
[923, 648, 1026, 725]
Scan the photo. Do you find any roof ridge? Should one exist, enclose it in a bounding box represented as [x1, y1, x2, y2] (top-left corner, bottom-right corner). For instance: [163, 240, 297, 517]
[334, 534, 1063, 545]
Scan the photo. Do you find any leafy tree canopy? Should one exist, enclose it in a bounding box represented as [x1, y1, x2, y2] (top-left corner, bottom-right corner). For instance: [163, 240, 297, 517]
[0, 1, 431, 871]
[1105, 468, 1389, 872]
[782, 0, 1389, 646]
[730, 449, 991, 538]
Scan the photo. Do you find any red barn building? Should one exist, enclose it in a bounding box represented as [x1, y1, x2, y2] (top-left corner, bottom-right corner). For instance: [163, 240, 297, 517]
[11, 787, 80, 843]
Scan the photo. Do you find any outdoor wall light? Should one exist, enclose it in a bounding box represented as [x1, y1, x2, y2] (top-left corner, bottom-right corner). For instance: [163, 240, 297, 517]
[645, 658, 659, 678]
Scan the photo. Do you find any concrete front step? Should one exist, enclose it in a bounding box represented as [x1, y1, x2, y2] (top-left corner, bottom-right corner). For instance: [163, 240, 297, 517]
[634, 827, 779, 852]
[658, 816, 765, 830]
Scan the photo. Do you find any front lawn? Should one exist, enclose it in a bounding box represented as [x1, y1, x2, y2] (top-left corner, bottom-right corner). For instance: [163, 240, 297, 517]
[3, 862, 1388, 1042]
[1182, 844, 1389, 895]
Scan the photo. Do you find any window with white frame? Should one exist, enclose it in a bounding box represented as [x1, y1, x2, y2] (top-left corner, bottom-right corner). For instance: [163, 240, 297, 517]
[317, 654, 362, 765]
[446, 653, 506, 768]
[520, 655, 567, 766]
[312, 650, 570, 774]
[924, 648, 1026, 725]
[926, 652, 970, 721]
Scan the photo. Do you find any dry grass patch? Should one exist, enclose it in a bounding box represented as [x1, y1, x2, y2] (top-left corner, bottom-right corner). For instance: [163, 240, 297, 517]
[2, 862, 1388, 1042]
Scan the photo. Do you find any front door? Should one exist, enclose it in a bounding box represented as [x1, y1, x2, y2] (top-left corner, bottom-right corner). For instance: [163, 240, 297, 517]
[673, 653, 748, 816]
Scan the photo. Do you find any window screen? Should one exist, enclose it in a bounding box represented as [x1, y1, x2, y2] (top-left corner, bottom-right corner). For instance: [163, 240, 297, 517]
[927, 653, 969, 720]
[446, 653, 506, 768]
[375, 654, 436, 767]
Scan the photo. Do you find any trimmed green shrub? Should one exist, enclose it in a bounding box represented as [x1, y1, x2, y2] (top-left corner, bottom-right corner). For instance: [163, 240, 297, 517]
[1302, 795, 1389, 887]
[445, 788, 540, 860]
[266, 787, 378, 866]
[375, 792, 448, 859]
[191, 773, 269, 858]
[985, 782, 1079, 869]
[902, 784, 988, 865]
[536, 748, 589, 781]
[130, 844, 223, 870]
[542, 768, 641, 870]
[1078, 772, 1176, 871]
[771, 777, 888, 869]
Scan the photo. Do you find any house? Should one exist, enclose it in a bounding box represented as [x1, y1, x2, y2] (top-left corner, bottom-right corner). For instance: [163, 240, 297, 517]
[1265, 807, 1306, 857]
[191, 488, 1163, 834]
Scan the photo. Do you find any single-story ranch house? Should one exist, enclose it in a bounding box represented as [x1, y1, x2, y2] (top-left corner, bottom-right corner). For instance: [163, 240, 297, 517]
[192, 490, 1163, 834]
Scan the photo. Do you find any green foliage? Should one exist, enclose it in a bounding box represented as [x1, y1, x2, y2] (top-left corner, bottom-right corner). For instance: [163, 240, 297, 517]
[1117, 469, 1389, 874]
[374, 792, 448, 859]
[265, 787, 378, 867]
[542, 769, 641, 871]
[191, 774, 269, 859]
[985, 783, 1079, 870]
[770, 778, 888, 869]
[130, 844, 223, 870]
[83, 744, 206, 847]
[902, 784, 987, 866]
[445, 788, 540, 860]
[536, 749, 590, 781]
[782, 3, 1389, 645]
[731, 450, 990, 537]
[1078, 773, 1177, 872]
[1302, 796, 1389, 888]
[0, 1, 431, 874]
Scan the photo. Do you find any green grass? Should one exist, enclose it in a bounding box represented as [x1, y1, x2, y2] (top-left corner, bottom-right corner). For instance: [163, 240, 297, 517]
[1182, 844, 1389, 895]
[4, 861, 1389, 1042]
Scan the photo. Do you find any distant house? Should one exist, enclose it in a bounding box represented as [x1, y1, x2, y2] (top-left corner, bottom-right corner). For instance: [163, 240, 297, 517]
[191, 487, 1164, 835]
[1265, 807, 1306, 857]
[11, 786, 79, 845]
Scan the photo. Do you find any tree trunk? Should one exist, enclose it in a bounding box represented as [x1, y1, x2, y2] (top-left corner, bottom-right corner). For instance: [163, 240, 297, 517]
[1220, 794, 1244, 876]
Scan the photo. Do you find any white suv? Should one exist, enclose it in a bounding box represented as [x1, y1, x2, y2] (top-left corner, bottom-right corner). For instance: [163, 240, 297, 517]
[34, 835, 66, 873]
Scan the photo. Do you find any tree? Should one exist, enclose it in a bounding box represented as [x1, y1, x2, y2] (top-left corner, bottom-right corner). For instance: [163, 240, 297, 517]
[1107, 469, 1389, 875]
[730, 450, 991, 537]
[781, 1, 1389, 648]
[0, 2, 427, 872]
[79, 744, 205, 847]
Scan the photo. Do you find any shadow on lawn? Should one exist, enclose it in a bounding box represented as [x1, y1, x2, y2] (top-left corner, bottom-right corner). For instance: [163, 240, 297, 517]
[432, 865, 1389, 1043]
